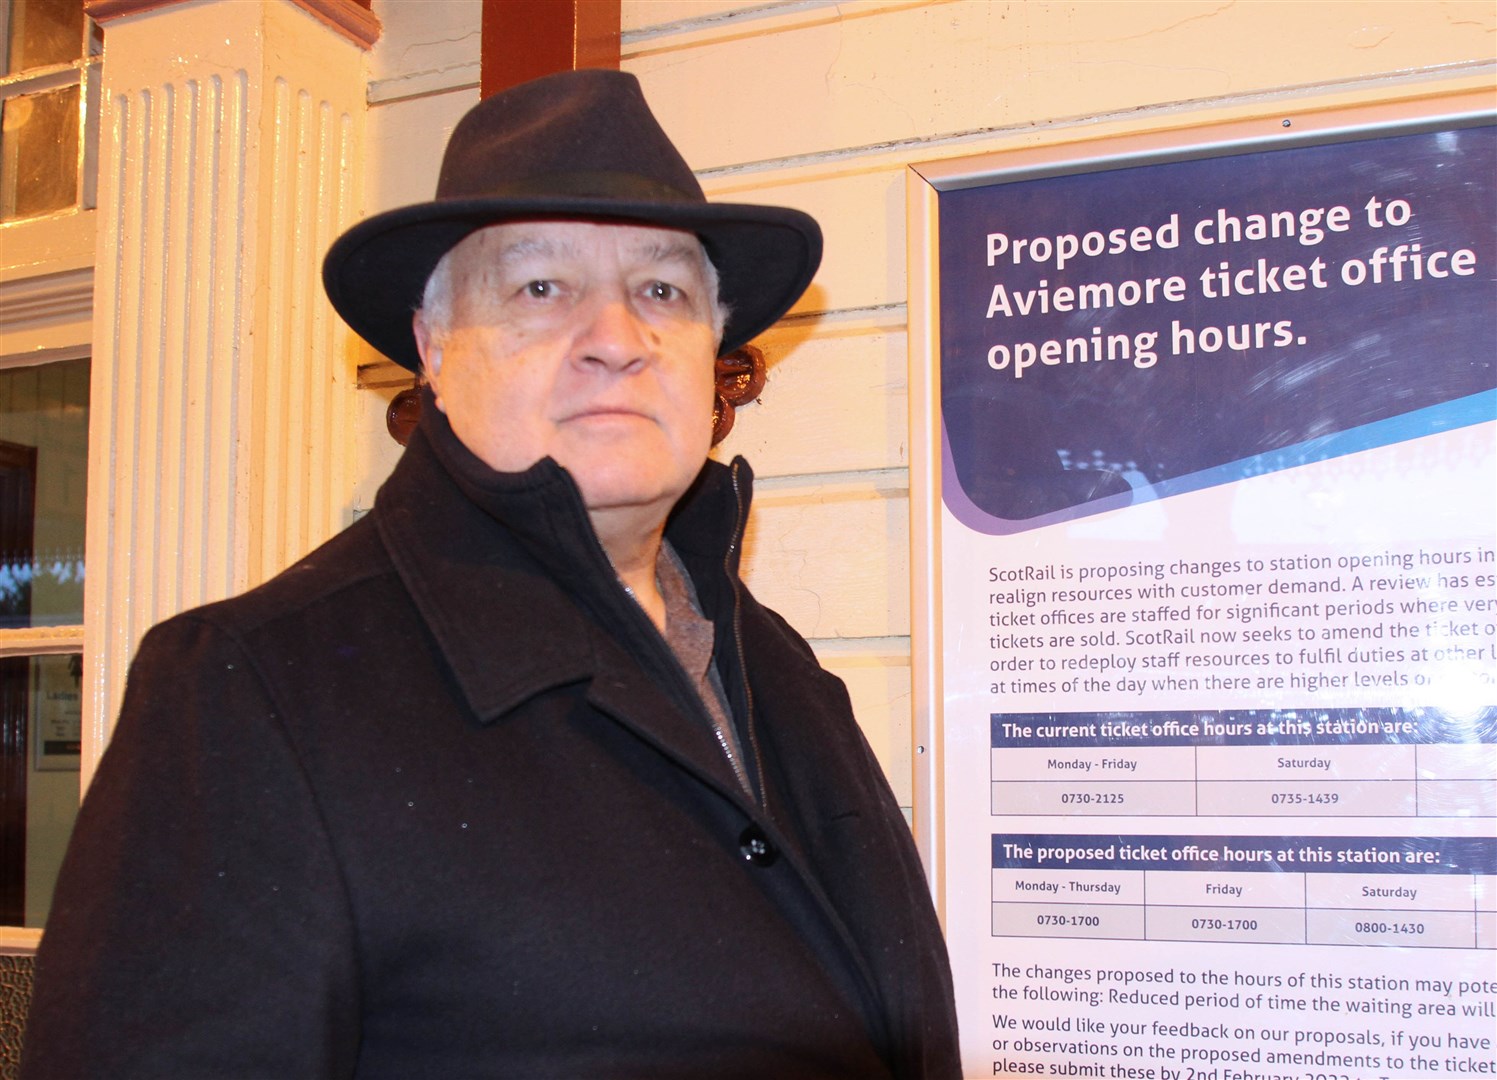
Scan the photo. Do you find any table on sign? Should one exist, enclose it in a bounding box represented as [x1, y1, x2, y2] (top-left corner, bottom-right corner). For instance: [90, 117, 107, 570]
[991, 868, 1495, 948]
[989, 834, 1496, 948]
[990, 741, 1496, 818]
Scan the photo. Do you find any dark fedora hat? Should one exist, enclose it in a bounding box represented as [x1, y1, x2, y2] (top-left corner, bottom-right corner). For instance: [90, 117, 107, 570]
[323, 69, 822, 372]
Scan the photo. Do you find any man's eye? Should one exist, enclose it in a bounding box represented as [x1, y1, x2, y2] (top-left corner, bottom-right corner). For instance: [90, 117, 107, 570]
[646, 281, 681, 302]
[523, 280, 554, 299]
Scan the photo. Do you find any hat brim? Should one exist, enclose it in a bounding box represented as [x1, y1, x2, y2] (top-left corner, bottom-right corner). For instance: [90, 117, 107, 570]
[323, 196, 822, 371]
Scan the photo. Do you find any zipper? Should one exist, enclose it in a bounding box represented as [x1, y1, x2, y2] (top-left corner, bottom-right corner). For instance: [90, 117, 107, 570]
[604, 496, 756, 803]
[712, 719, 752, 799]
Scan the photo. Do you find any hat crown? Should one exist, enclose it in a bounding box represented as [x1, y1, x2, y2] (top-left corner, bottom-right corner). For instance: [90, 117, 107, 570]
[323, 68, 821, 371]
[436, 70, 705, 206]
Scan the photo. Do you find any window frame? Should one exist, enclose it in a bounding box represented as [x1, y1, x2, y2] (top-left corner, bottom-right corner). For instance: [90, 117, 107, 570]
[0, 8, 95, 934]
[0, 345, 88, 950]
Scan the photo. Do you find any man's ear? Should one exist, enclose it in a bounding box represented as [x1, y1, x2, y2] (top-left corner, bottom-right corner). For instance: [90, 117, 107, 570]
[412, 312, 446, 412]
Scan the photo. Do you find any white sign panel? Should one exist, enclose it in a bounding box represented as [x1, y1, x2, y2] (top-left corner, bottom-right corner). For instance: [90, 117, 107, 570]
[909, 95, 1496, 1080]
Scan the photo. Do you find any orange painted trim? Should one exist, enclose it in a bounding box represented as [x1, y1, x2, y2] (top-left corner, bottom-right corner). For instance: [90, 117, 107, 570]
[85, 0, 381, 49]
[481, 0, 619, 99]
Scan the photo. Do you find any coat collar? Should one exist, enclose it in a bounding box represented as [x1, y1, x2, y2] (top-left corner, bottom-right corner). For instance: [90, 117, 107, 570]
[371, 391, 756, 799]
[372, 408, 900, 1048]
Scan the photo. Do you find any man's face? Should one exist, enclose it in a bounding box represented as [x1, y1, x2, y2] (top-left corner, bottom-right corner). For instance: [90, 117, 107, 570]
[414, 220, 720, 527]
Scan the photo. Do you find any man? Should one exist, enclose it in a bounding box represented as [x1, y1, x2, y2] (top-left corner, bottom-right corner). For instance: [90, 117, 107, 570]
[24, 70, 959, 1078]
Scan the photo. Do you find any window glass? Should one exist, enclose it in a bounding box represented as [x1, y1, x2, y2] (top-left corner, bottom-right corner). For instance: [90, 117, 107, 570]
[0, 651, 82, 927]
[0, 82, 79, 218]
[5, 0, 84, 74]
[0, 0, 96, 223]
[0, 357, 89, 629]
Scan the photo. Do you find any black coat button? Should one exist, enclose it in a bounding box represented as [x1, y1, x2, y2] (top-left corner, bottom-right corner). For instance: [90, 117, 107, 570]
[738, 825, 778, 866]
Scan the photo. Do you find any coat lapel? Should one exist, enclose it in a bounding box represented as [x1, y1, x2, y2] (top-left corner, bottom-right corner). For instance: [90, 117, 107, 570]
[373, 420, 753, 805]
[371, 414, 900, 1061]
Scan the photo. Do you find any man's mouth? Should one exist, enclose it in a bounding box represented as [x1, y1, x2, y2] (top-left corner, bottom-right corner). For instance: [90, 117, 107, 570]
[564, 406, 654, 427]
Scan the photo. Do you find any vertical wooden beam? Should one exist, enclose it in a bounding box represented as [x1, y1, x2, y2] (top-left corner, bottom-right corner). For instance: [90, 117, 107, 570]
[481, 0, 620, 99]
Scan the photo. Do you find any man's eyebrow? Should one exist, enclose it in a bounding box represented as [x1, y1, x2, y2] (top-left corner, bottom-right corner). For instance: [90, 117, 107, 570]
[491, 235, 577, 263]
[632, 238, 706, 269]
[479, 231, 704, 270]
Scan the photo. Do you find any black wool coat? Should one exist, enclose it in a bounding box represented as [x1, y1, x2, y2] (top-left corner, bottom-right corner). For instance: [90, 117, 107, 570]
[24, 404, 960, 1079]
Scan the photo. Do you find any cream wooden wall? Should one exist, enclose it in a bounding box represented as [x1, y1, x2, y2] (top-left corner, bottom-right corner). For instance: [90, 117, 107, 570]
[352, 1, 478, 511]
[355, 0, 1496, 813]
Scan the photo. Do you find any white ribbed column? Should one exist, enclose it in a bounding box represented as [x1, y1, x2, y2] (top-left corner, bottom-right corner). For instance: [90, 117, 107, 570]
[82, 0, 376, 784]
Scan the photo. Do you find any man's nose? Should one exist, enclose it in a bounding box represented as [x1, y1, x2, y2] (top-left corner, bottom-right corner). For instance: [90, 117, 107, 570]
[572, 295, 652, 372]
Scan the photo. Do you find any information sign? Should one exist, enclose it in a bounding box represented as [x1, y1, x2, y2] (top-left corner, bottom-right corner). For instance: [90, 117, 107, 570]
[909, 93, 1496, 1079]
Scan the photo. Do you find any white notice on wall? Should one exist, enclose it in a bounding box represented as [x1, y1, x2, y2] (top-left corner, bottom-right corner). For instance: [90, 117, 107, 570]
[920, 118, 1497, 1079]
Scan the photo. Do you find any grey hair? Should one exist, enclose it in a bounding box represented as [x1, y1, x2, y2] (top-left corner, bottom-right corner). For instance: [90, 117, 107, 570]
[418, 233, 730, 346]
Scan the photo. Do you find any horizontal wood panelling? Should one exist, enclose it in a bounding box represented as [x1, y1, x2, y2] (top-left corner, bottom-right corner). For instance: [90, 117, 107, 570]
[632, 2, 1496, 170]
[740, 480, 908, 640]
[714, 312, 908, 478]
[366, 0, 479, 104]
[707, 167, 909, 317]
[364, 87, 478, 215]
[621, 0, 788, 36]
